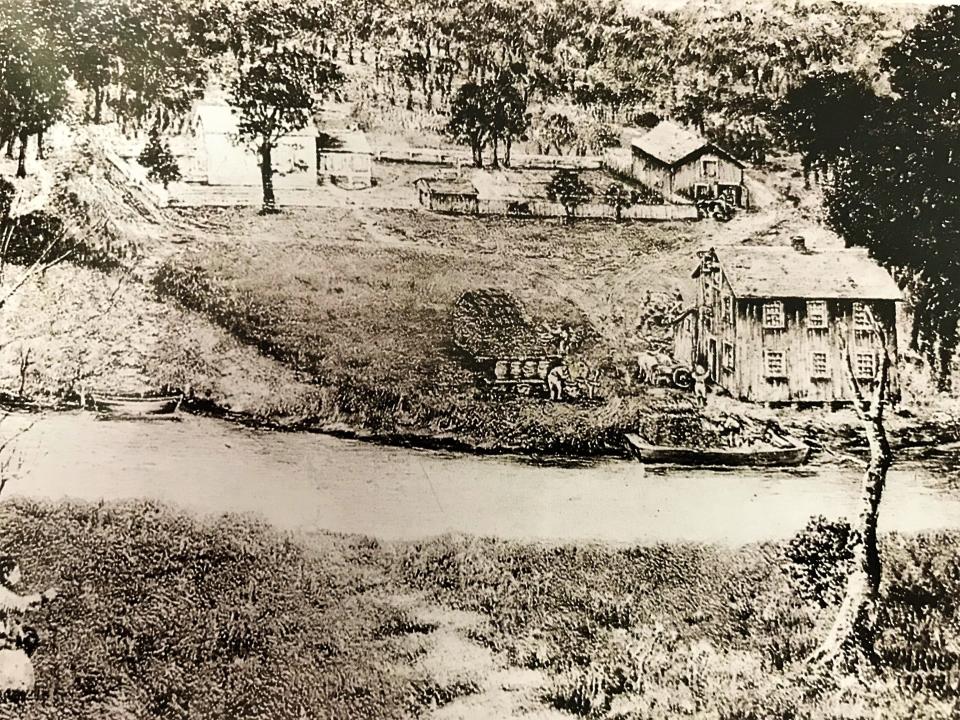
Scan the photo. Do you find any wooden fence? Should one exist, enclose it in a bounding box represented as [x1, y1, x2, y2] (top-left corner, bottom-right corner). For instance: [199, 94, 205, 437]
[424, 192, 698, 221]
[376, 147, 602, 170]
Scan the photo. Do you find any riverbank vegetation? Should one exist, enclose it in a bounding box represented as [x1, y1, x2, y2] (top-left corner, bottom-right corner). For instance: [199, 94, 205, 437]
[3, 498, 958, 719]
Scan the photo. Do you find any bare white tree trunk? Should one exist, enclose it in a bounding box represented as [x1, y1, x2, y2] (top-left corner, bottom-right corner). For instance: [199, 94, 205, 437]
[808, 312, 892, 670]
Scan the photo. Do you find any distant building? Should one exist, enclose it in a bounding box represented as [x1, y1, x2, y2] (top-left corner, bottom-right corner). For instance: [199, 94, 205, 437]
[185, 103, 317, 189]
[629, 121, 748, 207]
[414, 177, 479, 214]
[316, 128, 373, 189]
[681, 237, 901, 404]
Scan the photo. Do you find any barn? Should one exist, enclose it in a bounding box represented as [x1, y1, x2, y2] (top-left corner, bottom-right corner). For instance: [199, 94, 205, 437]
[186, 103, 317, 189]
[684, 237, 901, 404]
[414, 177, 479, 214]
[317, 128, 373, 189]
[630, 121, 748, 207]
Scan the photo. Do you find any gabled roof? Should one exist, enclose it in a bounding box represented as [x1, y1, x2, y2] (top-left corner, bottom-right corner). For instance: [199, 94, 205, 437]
[416, 177, 477, 196]
[695, 246, 902, 300]
[317, 128, 372, 154]
[193, 103, 317, 137]
[631, 120, 743, 169]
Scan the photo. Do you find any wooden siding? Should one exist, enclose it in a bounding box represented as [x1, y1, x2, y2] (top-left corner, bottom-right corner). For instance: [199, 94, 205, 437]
[693, 264, 738, 385]
[672, 151, 742, 197]
[693, 259, 899, 403]
[630, 149, 745, 206]
[629, 155, 670, 195]
[731, 298, 899, 403]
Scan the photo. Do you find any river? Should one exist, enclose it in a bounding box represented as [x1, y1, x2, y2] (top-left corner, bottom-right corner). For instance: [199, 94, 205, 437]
[4, 411, 960, 545]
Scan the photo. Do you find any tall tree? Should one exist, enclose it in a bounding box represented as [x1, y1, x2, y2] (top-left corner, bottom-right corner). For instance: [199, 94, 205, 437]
[446, 82, 489, 168]
[774, 70, 878, 186]
[486, 73, 529, 167]
[808, 311, 893, 671]
[0, 9, 69, 178]
[823, 6, 960, 388]
[229, 47, 343, 213]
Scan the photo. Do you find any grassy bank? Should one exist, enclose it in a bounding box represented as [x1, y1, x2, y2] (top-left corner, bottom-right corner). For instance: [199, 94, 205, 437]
[0, 498, 454, 720]
[3, 499, 958, 718]
[380, 525, 960, 719]
[150, 207, 715, 454]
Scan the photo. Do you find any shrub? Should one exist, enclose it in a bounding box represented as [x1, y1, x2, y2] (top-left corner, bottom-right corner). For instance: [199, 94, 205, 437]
[783, 515, 853, 608]
[138, 129, 182, 189]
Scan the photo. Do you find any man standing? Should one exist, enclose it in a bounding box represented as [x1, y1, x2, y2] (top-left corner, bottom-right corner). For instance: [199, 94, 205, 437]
[692, 363, 709, 407]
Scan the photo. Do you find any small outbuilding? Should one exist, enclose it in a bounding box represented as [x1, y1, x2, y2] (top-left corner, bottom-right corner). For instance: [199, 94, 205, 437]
[683, 237, 901, 404]
[630, 121, 748, 207]
[317, 128, 373, 189]
[414, 177, 479, 214]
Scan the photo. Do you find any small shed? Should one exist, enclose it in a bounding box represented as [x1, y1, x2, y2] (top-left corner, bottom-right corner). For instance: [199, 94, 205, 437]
[414, 177, 479, 214]
[630, 121, 748, 207]
[317, 128, 373, 189]
[187, 103, 317, 189]
[687, 238, 901, 404]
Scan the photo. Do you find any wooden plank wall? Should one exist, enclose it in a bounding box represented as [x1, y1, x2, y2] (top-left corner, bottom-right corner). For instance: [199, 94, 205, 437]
[730, 298, 899, 403]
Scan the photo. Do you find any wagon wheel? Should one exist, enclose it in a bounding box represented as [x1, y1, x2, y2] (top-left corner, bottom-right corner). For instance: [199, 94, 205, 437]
[672, 367, 694, 390]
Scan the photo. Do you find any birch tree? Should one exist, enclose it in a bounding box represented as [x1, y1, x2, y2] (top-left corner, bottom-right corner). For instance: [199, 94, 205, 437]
[807, 309, 893, 670]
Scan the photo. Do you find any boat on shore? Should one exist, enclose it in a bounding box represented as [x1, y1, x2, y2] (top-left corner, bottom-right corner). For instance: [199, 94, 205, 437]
[624, 432, 810, 467]
[88, 392, 183, 420]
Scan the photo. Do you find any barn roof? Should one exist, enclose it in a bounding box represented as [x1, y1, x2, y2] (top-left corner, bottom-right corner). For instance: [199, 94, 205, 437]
[193, 103, 317, 137]
[699, 246, 902, 300]
[416, 177, 477, 195]
[631, 121, 743, 169]
[317, 128, 372, 154]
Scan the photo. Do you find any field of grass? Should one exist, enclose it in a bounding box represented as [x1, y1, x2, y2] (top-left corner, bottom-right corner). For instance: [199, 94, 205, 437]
[380, 526, 960, 719]
[0, 498, 483, 720]
[152, 206, 714, 453]
[4, 499, 959, 719]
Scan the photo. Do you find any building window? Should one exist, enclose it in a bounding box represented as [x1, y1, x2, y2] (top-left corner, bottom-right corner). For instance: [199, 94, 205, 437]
[702, 159, 718, 179]
[764, 350, 786, 378]
[763, 301, 784, 329]
[853, 302, 872, 330]
[855, 352, 876, 378]
[806, 300, 828, 329]
[723, 296, 734, 324]
[811, 352, 829, 378]
[723, 342, 735, 369]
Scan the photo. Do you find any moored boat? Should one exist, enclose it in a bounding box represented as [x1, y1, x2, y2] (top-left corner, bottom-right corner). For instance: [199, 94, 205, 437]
[624, 432, 810, 467]
[88, 391, 183, 419]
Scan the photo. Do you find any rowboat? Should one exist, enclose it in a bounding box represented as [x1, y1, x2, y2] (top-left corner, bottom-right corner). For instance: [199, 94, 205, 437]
[624, 432, 810, 467]
[88, 392, 183, 419]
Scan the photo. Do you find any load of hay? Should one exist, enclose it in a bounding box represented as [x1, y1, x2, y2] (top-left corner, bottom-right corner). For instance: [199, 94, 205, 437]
[452, 289, 548, 359]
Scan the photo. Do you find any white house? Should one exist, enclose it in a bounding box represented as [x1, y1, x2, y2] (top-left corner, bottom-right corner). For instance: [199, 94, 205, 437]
[185, 103, 318, 189]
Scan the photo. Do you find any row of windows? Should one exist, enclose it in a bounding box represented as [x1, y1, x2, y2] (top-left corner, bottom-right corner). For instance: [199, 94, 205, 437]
[762, 301, 873, 330]
[763, 350, 877, 379]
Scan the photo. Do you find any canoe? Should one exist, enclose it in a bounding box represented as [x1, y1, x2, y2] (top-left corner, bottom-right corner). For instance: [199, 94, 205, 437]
[89, 392, 183, 418]
[624, 432, 810, 467]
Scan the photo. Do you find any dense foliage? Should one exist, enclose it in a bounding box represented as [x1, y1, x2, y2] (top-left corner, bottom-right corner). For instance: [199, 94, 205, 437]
[775, 7, 960, 386]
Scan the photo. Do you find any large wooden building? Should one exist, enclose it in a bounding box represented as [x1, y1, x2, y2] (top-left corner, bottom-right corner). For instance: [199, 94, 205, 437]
[630, 121, 748, 207]
[678, 238, 902, 404]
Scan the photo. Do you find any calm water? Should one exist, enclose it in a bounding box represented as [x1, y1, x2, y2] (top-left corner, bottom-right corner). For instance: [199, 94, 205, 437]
[4, 411, 960, 545]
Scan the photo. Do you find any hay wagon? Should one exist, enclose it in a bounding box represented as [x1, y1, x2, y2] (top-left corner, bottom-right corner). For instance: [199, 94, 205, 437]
[474, 355, 564, 396]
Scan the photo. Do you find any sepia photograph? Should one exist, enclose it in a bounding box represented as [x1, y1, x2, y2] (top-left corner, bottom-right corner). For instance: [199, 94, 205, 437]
[0, 0, 958, 716]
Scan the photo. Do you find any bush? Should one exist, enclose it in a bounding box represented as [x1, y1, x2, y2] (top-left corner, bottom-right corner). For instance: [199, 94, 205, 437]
[783, 515, 853, 608]
[138, 129, 182, 189]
